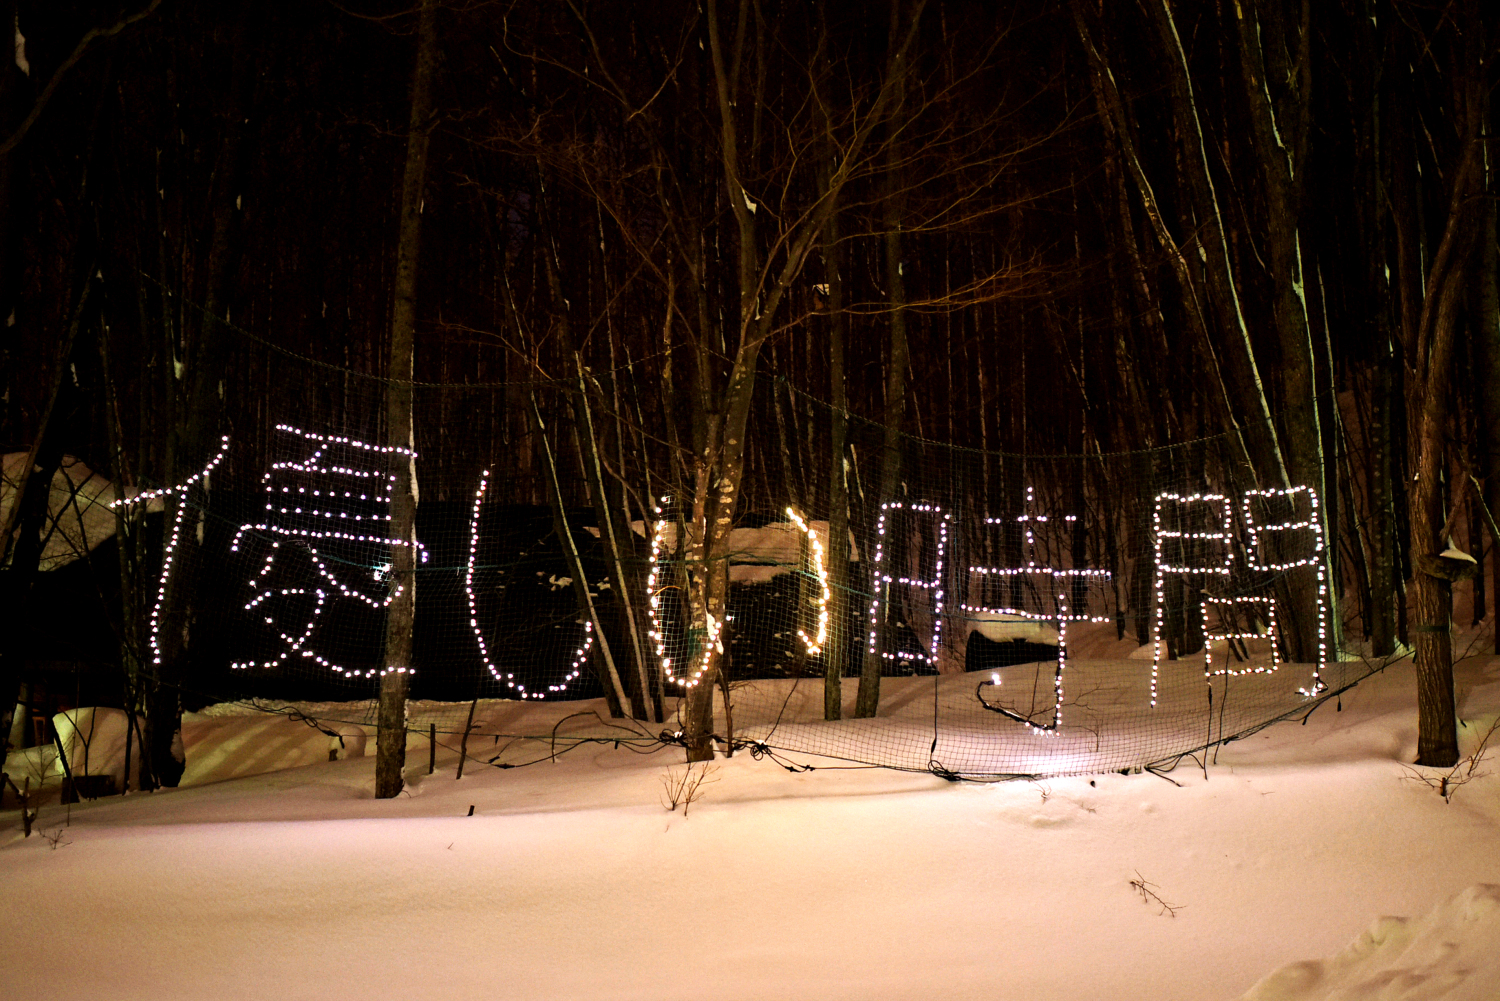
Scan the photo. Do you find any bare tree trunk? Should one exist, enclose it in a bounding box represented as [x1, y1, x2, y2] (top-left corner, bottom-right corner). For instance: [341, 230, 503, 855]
[856, 0, 915, 720]
[1368, 347, 1400, 655]
[535, 396, 630, 717]
[1402, 21, 1484, 767]
[809, 0, 850, 721]
[0, 0, 25, 403]
[1072, 3, 1260, 479]
[822, 205, 849, 720]
[151, 8, 251, 788]
[669, 0, 924, 758]
[100, 318, 147, 789]
[1148, 1, 1286, 489]
[576, 360, 656, 720]
[1474, 131, 1500, 652]
[1408, 276, 1470, 765]
[377, 0, 437, 800]
[0, 256, 91, 768]
[1231, 0, 1335, 664]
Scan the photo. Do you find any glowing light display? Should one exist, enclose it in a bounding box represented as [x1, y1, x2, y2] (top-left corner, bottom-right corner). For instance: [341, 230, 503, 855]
[228, 425, 424, 679]
[463, 470, 593, 698]
[119, 417, 1340, 736]
[1202, 595, 1280, 680]
[867, 501, 950, 674]
[784, 507, 831, 656]
[966, 489, 1110, 732]
[1243, 486, 1328, 696]
[645, 497, 719, 688]
[1150, 492, 1234, 706]
[109, 435, 231, 671]
[1150, 486, 1329, 704]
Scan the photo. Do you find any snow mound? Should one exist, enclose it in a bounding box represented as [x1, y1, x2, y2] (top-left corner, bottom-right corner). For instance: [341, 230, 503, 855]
[965, 609, 1059, 644]
[53, 707, 141, 788]
[630, 517, 859, 582]
[1, 453, 161, 570]
[1239, 884, 1500, 1000]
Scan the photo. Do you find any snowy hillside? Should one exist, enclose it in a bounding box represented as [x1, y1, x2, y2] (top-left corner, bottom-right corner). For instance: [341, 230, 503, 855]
[4, 648, 1500, 1000]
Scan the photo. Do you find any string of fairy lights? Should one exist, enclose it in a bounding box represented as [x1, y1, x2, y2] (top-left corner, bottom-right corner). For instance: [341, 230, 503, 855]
[227, 425, 426, 679]
[1243, 486, 1328, 697]
[1201, 595, 1281, 679]
[109, 434, 231, 672]
[866, 501, 951, 674]
[1150, 485, 1329, 703]
[642, 501, 834, 688]
[645, 496, 722, 689]
[965, 488, 1111, 733]
[112, 415, 1339, 749]
[1150, 492, 1234, 707]
[464, 470, 593, 698]
[229, 425, 427, 558]
[784, 506, 832, 656]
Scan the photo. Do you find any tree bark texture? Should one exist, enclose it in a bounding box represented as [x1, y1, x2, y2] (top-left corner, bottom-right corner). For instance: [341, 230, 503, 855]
[576, 361, 656, 721]
[822, 212, 849, 721]
[377, 0, 437, 800]
[856, 0, 915, 720]
[1402, 31, 1484, 766]
[151, 8, 250, 788]
[1475, 151, 1500, 653]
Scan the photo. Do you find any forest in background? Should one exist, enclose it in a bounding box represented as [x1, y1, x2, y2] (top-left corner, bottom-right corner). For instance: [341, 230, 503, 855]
[0, 0, 1495, 790]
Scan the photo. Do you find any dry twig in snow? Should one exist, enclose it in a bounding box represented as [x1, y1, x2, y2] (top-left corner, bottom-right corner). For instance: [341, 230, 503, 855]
[1130, 872, 1181, 917]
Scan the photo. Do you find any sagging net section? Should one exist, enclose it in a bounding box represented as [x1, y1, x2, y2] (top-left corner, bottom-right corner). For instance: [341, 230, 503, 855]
[139, 374, 1366, 778]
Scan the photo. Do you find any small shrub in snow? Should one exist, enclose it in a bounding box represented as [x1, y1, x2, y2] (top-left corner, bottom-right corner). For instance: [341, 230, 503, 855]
[660, 762, 718, 816]
[1403, 716, 1500, 803]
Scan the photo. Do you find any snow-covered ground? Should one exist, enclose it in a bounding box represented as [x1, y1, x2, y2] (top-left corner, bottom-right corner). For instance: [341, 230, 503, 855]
[4, 646, 1500, 1000]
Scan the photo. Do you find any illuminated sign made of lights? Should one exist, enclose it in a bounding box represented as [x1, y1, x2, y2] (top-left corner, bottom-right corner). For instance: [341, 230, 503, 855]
[965, 488, 1111, 733]
[109, 435, 231, 673]
[228, 424, 426, 680]
[644, 496, 722, 689]
[1150, 492, 1234, 707]
[464, 470, 593, 700]
[131, 427, 1330, 720]
[785, 507, 832, 656]
[1151, 485, 1328, 702]
[1202, 595, 1280, 680]
[866, 501, 950, 675]
[1242, 485, 1328, 697]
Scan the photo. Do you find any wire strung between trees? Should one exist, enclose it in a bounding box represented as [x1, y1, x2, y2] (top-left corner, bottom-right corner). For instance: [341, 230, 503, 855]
[134, 267, 678, 390]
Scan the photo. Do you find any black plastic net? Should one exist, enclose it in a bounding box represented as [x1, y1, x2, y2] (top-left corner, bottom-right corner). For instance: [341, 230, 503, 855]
[112, 363, 1368, 779]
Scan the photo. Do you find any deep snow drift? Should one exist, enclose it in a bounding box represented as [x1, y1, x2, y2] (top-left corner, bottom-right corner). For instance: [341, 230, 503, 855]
[4, 647, 1500, 1000]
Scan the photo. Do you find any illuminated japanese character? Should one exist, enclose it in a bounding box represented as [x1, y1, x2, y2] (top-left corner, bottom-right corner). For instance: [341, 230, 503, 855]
[968, 487, 1111, 732]
[229, 424, 424, 679]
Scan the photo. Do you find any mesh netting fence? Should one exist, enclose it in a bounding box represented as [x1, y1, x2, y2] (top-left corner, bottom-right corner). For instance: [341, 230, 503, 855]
[117, 362, 1371, 779]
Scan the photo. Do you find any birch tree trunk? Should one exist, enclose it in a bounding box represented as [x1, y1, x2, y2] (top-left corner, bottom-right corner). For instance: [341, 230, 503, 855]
[811, 0, 849, 720]
[1143, 0, 1287, 494]
[856, 0, 915, 720]
[152, 7, 251, 787]
[821, 196, 849, 721]
[576, 360, 656, 721]
[377, 0, 437, 799]
[1231, 0, 1339, 665]
[673, 0, 926, 758]
[1072, 4, 1254, 477]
